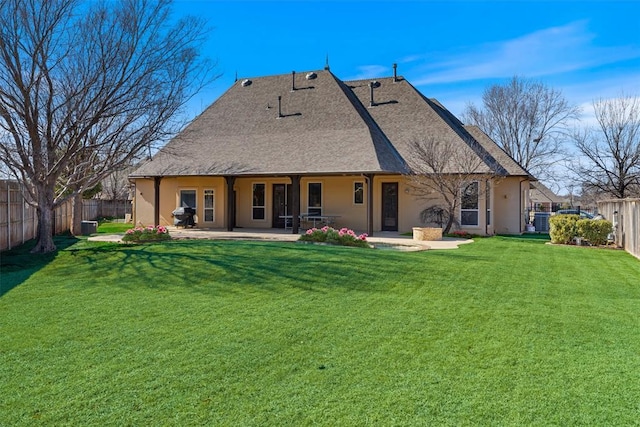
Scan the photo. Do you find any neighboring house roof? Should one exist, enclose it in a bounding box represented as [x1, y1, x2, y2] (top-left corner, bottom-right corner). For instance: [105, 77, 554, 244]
[530, 182, 565, 203]
[131, 69, 533, 179]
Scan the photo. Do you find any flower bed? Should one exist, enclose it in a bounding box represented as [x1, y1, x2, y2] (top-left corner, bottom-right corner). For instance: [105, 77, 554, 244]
[122, 225, 171, 243]
[298, 226, 369, 248]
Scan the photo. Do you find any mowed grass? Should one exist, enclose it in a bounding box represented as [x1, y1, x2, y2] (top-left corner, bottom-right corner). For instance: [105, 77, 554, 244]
[1, 233, 639, 426]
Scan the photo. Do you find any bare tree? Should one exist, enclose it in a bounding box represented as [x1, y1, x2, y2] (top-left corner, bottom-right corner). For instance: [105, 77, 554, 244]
[100, 165, 135, 201]
[405, 135, 500, 234]
[571, 95, 640, 199]
[0, 0, 216, 252]
[464, 76, 580, 181]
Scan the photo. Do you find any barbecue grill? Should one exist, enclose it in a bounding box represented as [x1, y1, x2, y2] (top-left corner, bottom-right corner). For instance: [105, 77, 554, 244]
[172, 206, 196, 227]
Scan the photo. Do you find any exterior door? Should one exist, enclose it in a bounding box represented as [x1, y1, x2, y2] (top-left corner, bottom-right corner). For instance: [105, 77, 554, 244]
[381, 182, 398, 231]
[272, 184, 292, 228]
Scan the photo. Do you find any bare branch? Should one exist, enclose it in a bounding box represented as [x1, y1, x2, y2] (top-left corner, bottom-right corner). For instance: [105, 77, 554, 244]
[0, 0, 218, 251]
[404, 134, 499, 233]
[571, 94, 640, 198]
[463, 76, 580, 181]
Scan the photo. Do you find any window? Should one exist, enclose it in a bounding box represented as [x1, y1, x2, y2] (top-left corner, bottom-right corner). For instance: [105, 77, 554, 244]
[354, 182, 364, 205]
[307, 182, 322, 215]
[204, 189, 215, 222]
[461, 182, 479, 226]
[180, 189, 196, 208]
[252, 183, 265, 220]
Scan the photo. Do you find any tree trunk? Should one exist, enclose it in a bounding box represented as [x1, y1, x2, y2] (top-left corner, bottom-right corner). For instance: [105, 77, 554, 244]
[31, 186, 57, 253]
[70, 193, 83, 236]
[443, 215, 454, 235]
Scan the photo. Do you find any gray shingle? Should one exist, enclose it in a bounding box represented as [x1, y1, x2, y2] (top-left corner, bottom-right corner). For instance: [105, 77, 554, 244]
[131, 69, 532, 179]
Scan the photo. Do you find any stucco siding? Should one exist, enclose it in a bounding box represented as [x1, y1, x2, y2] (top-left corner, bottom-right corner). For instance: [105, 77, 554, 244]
[133, 179, 156, 226]
[133, 175, 528, 235]
[493, 177, 528, 234]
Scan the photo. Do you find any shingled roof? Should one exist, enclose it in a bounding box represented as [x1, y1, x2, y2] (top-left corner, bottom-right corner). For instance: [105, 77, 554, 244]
[131, 69, 533, 179]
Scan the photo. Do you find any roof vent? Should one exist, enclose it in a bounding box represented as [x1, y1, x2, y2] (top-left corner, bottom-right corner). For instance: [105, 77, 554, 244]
[277, 95, 283, 118]
[369, 81, 380, 107]
[241, 79, 252, 87]
[393, 63, 398, 82]
[306, 72, 317, 80]
[291, 71, 296, 91]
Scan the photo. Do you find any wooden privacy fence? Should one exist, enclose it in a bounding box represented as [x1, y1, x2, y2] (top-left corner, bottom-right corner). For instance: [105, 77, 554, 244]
[1, 180, 132, 251]
[598, 198, 639, 260]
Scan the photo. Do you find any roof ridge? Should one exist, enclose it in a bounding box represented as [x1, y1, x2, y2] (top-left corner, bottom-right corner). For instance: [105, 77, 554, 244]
[332, 74, 410, 173]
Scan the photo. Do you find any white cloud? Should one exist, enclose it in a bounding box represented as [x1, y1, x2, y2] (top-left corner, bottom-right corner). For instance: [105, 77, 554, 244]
[345, 65, 390, 81]
[408, 21, 640, 86]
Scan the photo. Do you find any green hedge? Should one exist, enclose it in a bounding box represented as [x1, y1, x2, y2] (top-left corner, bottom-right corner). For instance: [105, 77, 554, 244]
[550, 215, 613, 245]
[577, 219, 613, 246]
[549, 214, 579, 244]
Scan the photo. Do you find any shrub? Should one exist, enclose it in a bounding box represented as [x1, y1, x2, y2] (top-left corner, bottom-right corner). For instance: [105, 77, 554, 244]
[122, 225, 171, 243]
[299, 226, 369, 248]
[549, 214, 579, 244]
[577, 219, 613, 246]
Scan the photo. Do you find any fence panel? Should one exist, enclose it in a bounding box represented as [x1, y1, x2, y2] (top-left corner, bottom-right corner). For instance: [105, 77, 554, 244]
[1, 181, 133, 251]
[0, 181, 38, 251]
[598, 198, 640, 260]
[83, 199, 99, 221]
[97, 199, 131, 219]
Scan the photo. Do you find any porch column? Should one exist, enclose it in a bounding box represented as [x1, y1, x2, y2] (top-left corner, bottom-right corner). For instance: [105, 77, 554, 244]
[224, 176, 236, 231]
[153, 176, 162, 226]
[290, 175, 301, 234]
[365, 173, 375, 236]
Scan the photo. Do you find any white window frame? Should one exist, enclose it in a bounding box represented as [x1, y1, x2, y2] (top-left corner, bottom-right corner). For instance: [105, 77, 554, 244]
[252, 182, 266, 221]
[307, 182, 323, 216]
[461, 181, 479, 227]
[203, 189, 215, 223]
[353, 181, 364, 205]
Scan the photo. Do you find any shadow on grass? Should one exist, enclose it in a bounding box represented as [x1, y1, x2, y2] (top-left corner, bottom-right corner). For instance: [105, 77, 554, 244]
[57, 239, 436, 296]
[0, 234, 80, 297]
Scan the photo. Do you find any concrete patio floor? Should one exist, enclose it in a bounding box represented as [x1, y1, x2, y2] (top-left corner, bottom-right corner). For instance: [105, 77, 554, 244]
[89, 227, 473, 250]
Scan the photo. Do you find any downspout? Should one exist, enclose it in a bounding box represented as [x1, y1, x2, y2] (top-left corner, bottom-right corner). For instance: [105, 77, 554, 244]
[485, 180, 489, 236]
[154, 176, 162, 226]
[364, 173, 375, 236]
[519, 178, 527, 233]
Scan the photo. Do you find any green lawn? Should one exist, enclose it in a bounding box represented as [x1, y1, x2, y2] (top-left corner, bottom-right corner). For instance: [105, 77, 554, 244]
[95, 219, 133, 234]
[1, 233, 639, 426]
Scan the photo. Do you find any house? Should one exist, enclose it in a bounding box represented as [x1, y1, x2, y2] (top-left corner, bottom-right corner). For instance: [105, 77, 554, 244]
[130, 68, 534, 236]
[529, 182, 567, 213]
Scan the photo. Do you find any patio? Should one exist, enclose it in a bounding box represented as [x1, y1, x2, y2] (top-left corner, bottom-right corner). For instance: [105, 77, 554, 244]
[90, 227, 472, 250]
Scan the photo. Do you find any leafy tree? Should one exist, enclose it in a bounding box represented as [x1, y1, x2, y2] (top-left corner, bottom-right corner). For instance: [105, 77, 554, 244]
[0, 0, 215, 252]
[464, 76, 580, 181]
[571, 95, 640, 199]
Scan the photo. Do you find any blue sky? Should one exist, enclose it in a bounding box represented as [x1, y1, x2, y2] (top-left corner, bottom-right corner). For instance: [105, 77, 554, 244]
[175, 0, 640, 124]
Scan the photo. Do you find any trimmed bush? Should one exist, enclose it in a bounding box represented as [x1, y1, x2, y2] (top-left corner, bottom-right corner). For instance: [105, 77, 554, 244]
[549, 214, 580, 244]
[577, 219, 613, 246]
